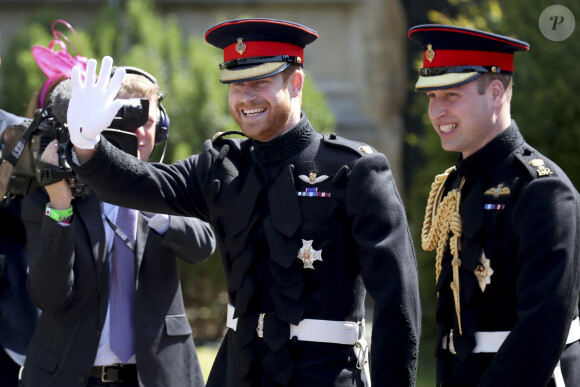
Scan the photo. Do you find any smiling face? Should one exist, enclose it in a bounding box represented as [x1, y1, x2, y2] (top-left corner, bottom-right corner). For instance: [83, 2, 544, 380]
[426, 80, 504, 159]
[228, 69, 303, 142]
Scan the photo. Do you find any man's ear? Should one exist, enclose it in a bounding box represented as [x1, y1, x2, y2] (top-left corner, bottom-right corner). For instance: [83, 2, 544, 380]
[288, 70, 304, 98]
[489, 79, 505, 107]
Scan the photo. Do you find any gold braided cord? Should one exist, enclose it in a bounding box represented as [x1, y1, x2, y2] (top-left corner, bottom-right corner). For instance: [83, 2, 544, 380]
[421, 167, 465, 334]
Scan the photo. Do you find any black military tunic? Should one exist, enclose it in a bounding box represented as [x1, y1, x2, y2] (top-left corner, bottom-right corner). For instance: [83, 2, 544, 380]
[432, 121, 580, 386]
[68, 114, 421, 386]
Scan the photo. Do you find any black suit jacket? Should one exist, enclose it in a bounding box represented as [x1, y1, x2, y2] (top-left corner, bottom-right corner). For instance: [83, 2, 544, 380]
[0, 109, 38, 368]
[433, 122, 580, 387]
[20, 187, 216, 387]
[67, 114, 421, 387]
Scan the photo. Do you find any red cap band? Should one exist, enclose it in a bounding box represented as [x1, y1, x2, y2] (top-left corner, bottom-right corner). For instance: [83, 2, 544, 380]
[423, 49, 514, 71]
[224, 41, 304, 62]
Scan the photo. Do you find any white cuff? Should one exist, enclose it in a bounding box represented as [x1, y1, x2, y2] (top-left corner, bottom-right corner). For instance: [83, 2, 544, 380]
[71, 133, 100, 150]
[142, 213, 170, 234]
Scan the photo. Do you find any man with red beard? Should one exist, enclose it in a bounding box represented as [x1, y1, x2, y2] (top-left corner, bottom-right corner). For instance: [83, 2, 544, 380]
[64, 19, 421, 386]
[411, 25, 580, 386]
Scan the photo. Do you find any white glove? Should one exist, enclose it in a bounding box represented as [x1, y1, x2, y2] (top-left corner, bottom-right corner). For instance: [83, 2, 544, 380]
[67, 56, 125, 149]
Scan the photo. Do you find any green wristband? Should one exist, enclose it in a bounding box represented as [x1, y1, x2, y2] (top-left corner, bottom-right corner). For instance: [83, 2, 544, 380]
[45, 204, 74, 222]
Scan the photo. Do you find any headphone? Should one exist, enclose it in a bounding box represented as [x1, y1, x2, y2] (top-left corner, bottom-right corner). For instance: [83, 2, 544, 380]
[115, 66, 170, 144]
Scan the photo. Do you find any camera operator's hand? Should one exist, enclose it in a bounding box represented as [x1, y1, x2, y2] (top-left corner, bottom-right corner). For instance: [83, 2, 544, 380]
[68, 56, 125, 149]
[41, 140, 73, 209]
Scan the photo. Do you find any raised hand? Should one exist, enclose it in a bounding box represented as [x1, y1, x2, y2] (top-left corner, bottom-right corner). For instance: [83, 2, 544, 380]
[67, 56, 125, 149]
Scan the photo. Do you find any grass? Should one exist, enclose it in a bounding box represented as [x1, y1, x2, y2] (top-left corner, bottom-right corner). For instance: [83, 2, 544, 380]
[196, 345, 219, 382]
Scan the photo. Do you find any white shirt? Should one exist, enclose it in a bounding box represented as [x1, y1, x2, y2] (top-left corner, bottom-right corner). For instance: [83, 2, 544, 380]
[93, 202, 170, 366]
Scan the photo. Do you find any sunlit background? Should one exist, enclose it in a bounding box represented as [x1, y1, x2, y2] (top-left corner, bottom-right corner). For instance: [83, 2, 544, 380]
[1, 0, 578, 384]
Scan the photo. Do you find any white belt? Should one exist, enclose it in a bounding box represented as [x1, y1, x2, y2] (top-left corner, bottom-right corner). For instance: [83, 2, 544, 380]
[227, 305, 371, 385]
[227, 304, 363, 345]
[443, 316, 580, 353]
[473, 316, 580, 353]
[443, 317, 580, 387]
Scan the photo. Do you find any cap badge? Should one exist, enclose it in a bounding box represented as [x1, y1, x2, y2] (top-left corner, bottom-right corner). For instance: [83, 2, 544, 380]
[484, 183, 510, 198]
[297, 239, 323, 269]
[299, 172, 329, 185]
[426, 44, 435, 62]
[474, 252, 494, 292]
[235, 38, 246, 55]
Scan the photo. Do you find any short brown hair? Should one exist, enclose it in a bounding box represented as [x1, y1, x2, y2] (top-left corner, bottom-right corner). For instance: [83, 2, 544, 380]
[475, 72, 513, 100]
[116, 72, 161, 103]
[282, 63, 303, 85]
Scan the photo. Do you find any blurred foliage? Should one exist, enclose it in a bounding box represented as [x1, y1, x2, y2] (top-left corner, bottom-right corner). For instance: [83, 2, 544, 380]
[406, 0, 580, 340]
[0, 0, 335, 342]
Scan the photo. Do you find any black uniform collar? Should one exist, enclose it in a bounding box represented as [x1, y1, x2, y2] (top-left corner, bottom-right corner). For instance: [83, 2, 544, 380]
[455, 120, 524, 178]
[252, 113, 315, 166]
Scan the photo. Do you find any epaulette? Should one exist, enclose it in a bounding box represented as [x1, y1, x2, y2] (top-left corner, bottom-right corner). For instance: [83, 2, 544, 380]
[211, 130, 248, 144]
[514, 147, 557, 179]
[323, 133, 376, 157]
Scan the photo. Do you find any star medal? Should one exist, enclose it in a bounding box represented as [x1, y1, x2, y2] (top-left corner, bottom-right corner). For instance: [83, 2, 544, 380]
[297, 239, 323, 269]
[474, 253, 494, 292]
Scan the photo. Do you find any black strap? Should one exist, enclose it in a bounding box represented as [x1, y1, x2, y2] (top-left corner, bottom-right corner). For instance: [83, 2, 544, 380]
[104, 209, 136, 251]
[3, 108, 48, 167]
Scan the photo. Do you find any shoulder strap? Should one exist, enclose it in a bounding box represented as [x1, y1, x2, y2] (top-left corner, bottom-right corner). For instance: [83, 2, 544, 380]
[323, 133, 375, 157]
[514, 146, 557, 179]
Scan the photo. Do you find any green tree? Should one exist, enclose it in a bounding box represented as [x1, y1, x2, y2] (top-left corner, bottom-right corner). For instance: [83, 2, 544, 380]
[0, 0, 335, 342]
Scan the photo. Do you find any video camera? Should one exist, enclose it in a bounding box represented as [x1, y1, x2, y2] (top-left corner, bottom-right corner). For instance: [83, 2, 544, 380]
[0, 98, 147, 202]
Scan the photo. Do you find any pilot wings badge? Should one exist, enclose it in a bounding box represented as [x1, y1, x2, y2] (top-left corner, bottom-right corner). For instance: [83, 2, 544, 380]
[299, 172, 329, 185]
[484, 183, 510, 198]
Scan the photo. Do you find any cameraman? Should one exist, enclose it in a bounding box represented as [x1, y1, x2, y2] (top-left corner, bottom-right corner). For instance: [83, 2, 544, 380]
[0, 57, 39, 387]
[20, 69, 215, 386]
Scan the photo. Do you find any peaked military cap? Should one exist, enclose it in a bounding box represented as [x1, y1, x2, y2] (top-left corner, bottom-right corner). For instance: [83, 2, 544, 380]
[408, 24, 530, 91]
[205, 18, 318, 84]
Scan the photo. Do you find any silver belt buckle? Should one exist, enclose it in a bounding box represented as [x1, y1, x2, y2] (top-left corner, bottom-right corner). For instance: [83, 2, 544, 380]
[101, 364, 120, 383]
[256, 313, 265, 338]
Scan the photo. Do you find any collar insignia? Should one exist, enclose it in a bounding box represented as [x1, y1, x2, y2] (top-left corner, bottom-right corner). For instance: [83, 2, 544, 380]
[299, 172, 329, 185]
[484, 183, 511, 198]
[235, 38, 246, 55]
[474, 253, 494, 292]
[297, 239, 323, 269]
[359, 145, 374, 154]
[426, 44, 435, 62]
[529, 158, 553, 177]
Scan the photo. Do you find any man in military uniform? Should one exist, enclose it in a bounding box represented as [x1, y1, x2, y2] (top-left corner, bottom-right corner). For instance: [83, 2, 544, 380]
[409, 24, 580, 386]
[63, 19, 421, 386]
